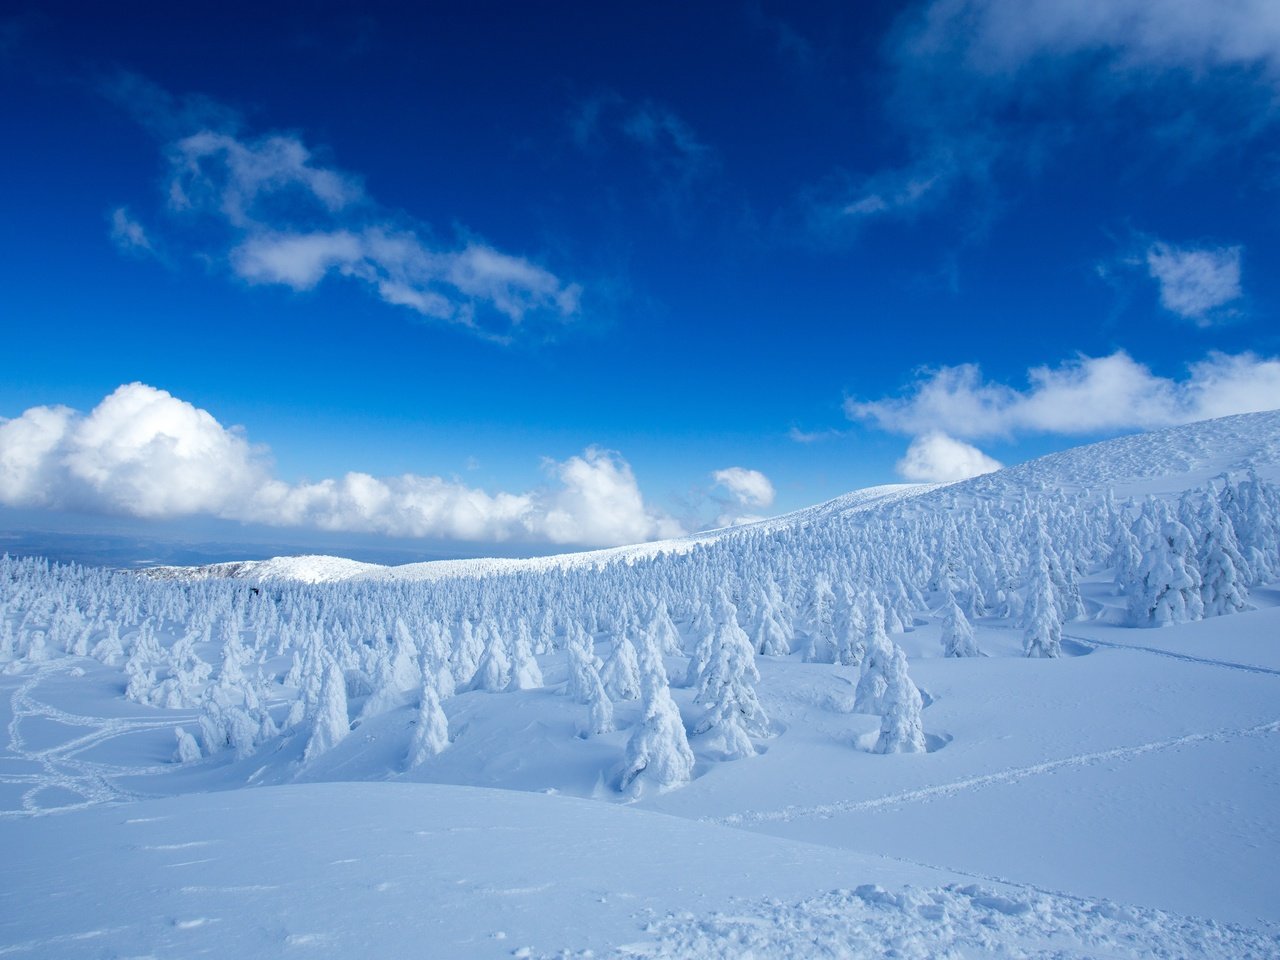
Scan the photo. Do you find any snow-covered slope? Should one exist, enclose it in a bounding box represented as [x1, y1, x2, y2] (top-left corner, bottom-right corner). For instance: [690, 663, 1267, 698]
[5, 781, 1274, 959]
[140, 481, 939, 584]
[143, 411, 1280, 586]
[3, 410, 1280, 957]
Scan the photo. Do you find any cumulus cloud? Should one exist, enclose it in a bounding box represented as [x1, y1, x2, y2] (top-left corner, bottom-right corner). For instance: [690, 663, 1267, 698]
[0, 384, 681, 548]
[707, 466, 776, 528]
[539, 448, 685, 546]
[848, 350, 1280, 439]
[895, 432, 1002, 483]
[712, 467, 776, 508]
[1144, 241, 1243, 325]
[111, 75, 580, 342]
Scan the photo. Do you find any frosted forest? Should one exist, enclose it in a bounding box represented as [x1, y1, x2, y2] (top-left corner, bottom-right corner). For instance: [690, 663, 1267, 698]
[2, 411, 1279, 957]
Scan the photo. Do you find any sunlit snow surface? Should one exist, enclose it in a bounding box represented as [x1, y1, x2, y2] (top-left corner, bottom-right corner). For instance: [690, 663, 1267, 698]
[3, 411, 1280, 957]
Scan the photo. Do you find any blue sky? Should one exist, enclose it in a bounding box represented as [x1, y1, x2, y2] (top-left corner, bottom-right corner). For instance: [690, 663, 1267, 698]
[2, 1, 1279, 560]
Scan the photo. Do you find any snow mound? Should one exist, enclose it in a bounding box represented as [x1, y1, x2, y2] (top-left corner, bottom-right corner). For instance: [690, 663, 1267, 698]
[624, 882, 1278, 959]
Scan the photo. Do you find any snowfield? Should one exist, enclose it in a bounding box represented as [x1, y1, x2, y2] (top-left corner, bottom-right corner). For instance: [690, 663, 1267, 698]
[2, 411, 1280, 957]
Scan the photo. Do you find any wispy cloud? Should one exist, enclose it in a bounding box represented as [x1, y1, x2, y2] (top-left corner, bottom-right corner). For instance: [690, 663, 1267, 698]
[787, 426, 845, 444]
[745, 2, 817, 71]
[108, 207, 156, 257]
[1144, 241, 1243, 326]
[812, 0, 1280, 232]
[571, 92, 716, 195]
[107, 74, 581, 342]
[848, 349, 1280, 440]
[0, 384, 682, 547]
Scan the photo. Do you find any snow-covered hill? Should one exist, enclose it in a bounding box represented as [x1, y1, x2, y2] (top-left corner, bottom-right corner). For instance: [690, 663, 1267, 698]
[3, 410, 1280, 957]
[143, 411, 1280, 586]
[140, 481, 939, 584]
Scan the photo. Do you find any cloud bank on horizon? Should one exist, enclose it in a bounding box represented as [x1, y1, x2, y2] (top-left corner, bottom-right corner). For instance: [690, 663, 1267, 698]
[0, 384, 691, 547]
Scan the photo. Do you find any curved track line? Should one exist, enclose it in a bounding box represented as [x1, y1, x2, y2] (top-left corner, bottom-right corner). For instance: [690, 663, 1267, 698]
[714, 718, 1280, 826]
[1063, 632, 1280, 677]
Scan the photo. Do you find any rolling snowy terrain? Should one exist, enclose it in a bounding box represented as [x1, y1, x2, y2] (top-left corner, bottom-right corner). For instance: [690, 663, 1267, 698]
[2, 411, 1280, 958]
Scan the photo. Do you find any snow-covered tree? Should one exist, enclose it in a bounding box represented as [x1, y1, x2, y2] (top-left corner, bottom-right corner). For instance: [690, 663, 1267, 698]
[693, 591, 768, 759]
[406, 681, 449, 768]
[1022, 555, 1062, 658]
[304, 659, 350, 763]
[853, 606, 894, 715]
[173, 726, 201, 764]
[602, 630, 642, 701]
[506, 619, 544, 691]
[873, 642, 926, 755]
[1127, 503, 1205, 627]
[618, 680, 694, 796]
[1188, 496, 1251, 617]
[940, 596, 980, 658]
[799, 576, 837, 663]
[565, 624, 613, 736]
[466, 622, 512, 692]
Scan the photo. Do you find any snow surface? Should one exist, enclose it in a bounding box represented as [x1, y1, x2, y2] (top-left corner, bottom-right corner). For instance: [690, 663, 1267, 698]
[3, 410, 1280, 957]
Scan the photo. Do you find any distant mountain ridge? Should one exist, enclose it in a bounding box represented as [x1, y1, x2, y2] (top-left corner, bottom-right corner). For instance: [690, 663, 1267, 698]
[141, 410, 1280, 585]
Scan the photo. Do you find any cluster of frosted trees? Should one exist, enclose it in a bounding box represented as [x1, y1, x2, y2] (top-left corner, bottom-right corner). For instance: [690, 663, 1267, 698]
[1, 467, 1276, 793]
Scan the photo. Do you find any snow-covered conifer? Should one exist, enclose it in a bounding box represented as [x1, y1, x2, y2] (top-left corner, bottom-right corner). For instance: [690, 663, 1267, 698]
[693, 592, 768, 759]
[406, 681, 449, 768]
[648, 600, 684, 658]
[617, 679, 694, 796]
[506, 619, 543, 691]
[304, 659, 350, 763]
[602, 629, 641, 701]
[873, 643, 926, 755]
[940, 596, 980, 658]
[799, 576, 837, 663]
[466, 622, 512, 693]
[1127, 502, 1205, 627]
[682, 602, 715, 688]
[853, 608, 894, 715]
[1189, 496, 1251, 617]
[173, 726, 201, 764]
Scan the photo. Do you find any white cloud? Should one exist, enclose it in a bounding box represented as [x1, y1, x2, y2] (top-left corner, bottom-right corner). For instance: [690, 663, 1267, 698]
[167, 130, 363, 226]
[114, 78, 580, 342]
[708, 466, 776, 529]
[910, 0, 1280, 78]
[109, 207, 155, 256]
[0, 384, 682, 548]
[848, 350, 1280, 439]
[538, 448, 684, 546]
[1145, 241, 1243, 325]
[0, 385, 265, 517]
[787, 426, 844, 443]
[712, 467, 776, 508]
[230, 229, 580, 337]
[896, 432, 1002, 483]
[821, 0, 1280, 227]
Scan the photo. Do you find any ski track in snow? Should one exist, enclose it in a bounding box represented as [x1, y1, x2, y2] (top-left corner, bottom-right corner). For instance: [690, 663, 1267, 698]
[0, 662, 193, 818]
[715, 718, 1280, 827]
[1063, 632, 1280, 677]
